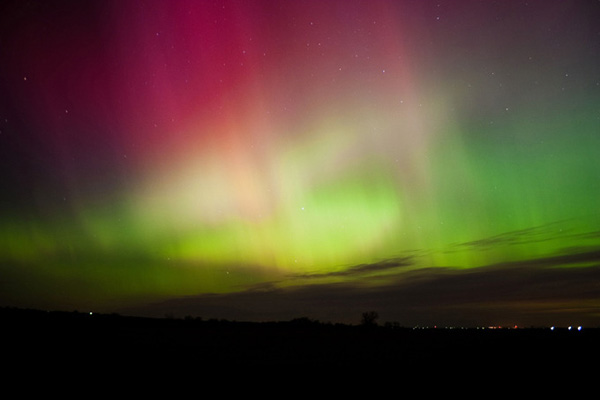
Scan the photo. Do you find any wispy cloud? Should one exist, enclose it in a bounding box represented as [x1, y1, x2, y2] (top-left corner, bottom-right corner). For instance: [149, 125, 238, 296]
[453, 221, 573, 250]
[290, 256, 414, 279]
[126, 247, 600, 327]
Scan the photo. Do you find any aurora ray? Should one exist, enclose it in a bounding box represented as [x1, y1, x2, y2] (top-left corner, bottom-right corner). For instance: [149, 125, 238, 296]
[1, 0, 599, 326]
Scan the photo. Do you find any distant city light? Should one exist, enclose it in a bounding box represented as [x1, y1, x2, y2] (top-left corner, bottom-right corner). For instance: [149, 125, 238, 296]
[578, 326, 582, 331]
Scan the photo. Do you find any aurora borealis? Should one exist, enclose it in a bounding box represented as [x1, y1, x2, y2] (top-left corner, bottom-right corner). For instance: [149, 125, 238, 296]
[1, 0, 599, 327]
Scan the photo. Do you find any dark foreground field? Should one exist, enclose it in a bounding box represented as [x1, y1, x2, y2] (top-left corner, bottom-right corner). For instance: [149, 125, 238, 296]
[2, 307, 597, 369]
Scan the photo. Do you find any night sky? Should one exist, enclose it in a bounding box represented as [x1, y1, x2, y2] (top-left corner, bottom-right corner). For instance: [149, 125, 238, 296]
[1, 0, 599, 327]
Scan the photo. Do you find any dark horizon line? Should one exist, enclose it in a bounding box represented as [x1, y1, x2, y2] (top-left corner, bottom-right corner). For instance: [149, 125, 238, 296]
[2, 305, 597, 331]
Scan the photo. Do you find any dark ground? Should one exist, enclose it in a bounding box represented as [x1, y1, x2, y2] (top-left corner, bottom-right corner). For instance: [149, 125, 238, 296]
[2, 307, 597, 371]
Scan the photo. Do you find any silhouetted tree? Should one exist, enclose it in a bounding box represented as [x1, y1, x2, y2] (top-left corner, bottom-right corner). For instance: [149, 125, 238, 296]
[361, 311, 379, 327]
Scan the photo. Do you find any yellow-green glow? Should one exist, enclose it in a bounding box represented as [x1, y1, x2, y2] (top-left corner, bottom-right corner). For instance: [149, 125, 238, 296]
[1, 1, 599, 325]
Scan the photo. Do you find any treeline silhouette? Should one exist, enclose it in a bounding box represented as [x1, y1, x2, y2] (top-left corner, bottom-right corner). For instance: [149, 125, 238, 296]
[1, 307, 597, 367]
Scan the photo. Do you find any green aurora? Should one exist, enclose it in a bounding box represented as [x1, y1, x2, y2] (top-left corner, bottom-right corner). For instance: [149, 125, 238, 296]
[0, 0, 599, 326]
